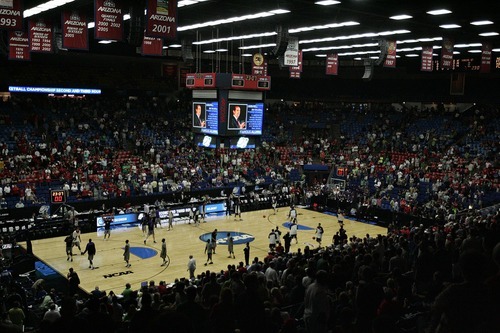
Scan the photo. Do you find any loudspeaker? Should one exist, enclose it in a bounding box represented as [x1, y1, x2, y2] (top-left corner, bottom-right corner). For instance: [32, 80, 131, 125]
[375, 39, 388, 65]
[181, 40, 194, 62]
[362, 58, 374, 81]
[128, 3, 145, 47]
[270, 25, 288, 57]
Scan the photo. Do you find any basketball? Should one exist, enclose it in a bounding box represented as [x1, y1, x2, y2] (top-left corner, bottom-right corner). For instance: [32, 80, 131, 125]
[263, 215, 266, 218]
[312, 237, 316, 240]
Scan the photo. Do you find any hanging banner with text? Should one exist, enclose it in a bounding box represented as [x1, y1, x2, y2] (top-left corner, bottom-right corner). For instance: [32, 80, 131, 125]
[8, 31, 30, 61]
[94, 0, 124, 41]
[29, 20, 53, 53]
[325, 54, 338, 75]
[290, 50, 303, 72]
[142, 36, 163, 56]
[383, 40, 397, 68]
[480, 43, 492, 73]
[441, 38, 454, 69]
[284, 36, 299, 66]
[62, 11, 88, 50]
[146, 0, 177, 39]
[0, 0, 23, 30]
[421, 46, 433, 72]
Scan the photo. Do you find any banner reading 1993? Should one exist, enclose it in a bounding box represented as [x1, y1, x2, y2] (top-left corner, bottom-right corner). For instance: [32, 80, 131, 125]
[94, 0, 124, 41]
[62, 11, 88, 50]
[146, 0, 177, 39]
[0, 0, 23, 31]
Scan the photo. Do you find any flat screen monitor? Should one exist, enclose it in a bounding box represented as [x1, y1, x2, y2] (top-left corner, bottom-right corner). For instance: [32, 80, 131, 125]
[227, 101, 263, 135]
[192, 101, 219, 135]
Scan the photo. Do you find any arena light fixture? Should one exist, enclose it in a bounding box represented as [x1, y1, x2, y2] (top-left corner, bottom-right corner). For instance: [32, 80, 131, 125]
[390, 14, 412, 20]
[440, 24, 461, 29]
[427, 9, 452, 16]
[470, 20, 493, 25]
[315, 1, 341, 6]
[479, 32, 499, 36]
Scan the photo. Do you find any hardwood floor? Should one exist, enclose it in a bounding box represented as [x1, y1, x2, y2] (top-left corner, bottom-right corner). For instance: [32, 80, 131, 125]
[20, 207, 387, 294]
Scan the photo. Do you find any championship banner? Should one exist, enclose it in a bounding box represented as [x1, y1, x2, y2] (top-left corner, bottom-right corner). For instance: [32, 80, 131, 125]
[421, 46, 433, 72]
[284, 36, 299, 66]
[62, 11, 88, 50]
[383, 40, 397, 68]
[441, 38, 454, 69]
[142, 36, 163, 56]
[0, 0, 22, 31]
[480, 43, 492, 73]
[94, 0, 124, 41]
[29, 20, 53, 53]
[251, 53, 267, 76]
[8, 31, 30, 61]
[146, 0, 177, 39]
[290, 50, 303, 72]
[290, 71, 300, 79]
[325, 53, 338, 75]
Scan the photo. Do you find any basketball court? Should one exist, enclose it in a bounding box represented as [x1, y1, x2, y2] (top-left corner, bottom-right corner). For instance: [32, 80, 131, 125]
[19, 207, 387, 294]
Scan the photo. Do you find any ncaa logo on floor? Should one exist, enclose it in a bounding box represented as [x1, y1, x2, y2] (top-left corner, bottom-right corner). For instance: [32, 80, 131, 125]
[199, 231, 255, 245]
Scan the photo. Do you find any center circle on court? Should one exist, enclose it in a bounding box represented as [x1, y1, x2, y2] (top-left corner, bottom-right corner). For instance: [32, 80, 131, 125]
[199, 231, 255, 245]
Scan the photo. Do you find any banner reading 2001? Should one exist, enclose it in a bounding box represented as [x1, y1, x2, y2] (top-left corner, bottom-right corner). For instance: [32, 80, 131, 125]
[146, 0, 177, 39]
[94, 0, 124, 40]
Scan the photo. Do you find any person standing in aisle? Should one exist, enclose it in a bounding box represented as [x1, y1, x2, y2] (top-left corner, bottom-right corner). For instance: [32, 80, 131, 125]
[123, 240, 131, 268]
[67, 267, 80, 295]
[82, 238, 96, 269]
[160, 238, 168, 266]
[187, 255, 196, 280]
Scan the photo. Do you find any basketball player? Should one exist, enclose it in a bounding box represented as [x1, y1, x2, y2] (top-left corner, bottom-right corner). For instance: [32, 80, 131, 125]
[123, 240, 131, 267]
[288, 205, 297, 223]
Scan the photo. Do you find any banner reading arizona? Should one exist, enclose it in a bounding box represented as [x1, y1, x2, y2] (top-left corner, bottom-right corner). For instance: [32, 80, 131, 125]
[29, 20, 53, 53]
[0, 0, 23, 31]
[62, 11, 88, 50]
[95, 0, 124, 41]
[146, 0, 177, 39]
[8, 31, 30, 61]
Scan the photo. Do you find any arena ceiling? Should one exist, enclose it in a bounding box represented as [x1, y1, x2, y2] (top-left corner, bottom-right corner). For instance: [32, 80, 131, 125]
[11, 0, 500, 65]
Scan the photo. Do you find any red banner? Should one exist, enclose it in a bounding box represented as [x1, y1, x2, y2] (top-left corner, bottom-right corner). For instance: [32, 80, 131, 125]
[142, 36, 163, 56]
[0, 0, 22, 31]
[8, 31, 30, 61]
[441, 38, 454, 69]
[29, 20, 53, 53]
[421, 46, 433, 72]
[384, 40, 397, 68]
[62, 11, 88, 50]
[146, 0, 177, 39]
[325, 54, 338, 75]
[480, 43, 492, 73]
[95, 0, 124, 40]
[290, 50, 303, 72]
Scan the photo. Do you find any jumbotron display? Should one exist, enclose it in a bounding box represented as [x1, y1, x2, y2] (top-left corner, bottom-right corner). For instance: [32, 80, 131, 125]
[227, 102, 264, 135]
[192, 101, 219, 135]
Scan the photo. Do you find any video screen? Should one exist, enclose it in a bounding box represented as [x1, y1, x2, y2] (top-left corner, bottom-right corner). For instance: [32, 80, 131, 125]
[227, 102, 263, 135]
[230, 137, 256, 149]
[192, 101, 218, 135]
[195, 134, 216, 149]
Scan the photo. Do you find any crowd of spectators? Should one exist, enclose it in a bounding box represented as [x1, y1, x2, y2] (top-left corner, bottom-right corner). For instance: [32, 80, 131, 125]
[0, 95, 499, 332]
